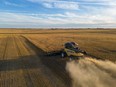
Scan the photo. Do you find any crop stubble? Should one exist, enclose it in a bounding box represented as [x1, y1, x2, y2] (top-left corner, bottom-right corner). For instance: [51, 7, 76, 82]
[0, 35, 68, 87]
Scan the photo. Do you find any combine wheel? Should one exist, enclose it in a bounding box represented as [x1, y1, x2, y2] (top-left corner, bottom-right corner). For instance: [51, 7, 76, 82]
[61, 52, 67, 58]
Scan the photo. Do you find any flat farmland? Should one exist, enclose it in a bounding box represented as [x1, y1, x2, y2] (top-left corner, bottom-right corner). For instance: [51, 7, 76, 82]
[0, 35, 69, 87]
[0, 29, 116, 87]
[24, 29, 116, 61]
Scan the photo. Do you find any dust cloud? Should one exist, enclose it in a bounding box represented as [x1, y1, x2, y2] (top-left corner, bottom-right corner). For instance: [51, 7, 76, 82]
[66, 57, 116, 87]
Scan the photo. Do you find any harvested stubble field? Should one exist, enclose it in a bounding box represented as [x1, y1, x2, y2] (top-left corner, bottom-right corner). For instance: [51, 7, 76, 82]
[0, 29, 116, 87]
[0, 35, 69, 87]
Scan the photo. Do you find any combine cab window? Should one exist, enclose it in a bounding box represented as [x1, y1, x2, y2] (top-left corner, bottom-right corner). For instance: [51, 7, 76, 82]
[64, 42, 80, 53]
[65, 43, 73, 49]
[65, 42, 79, 51]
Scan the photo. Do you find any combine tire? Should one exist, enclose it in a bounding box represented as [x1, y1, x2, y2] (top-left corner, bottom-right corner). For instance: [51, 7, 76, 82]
[61, 52, 67, 58]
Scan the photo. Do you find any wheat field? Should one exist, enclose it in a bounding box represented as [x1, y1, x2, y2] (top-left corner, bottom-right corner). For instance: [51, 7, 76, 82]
[0, 29, 115, 87]
[24, 29, 116, 61]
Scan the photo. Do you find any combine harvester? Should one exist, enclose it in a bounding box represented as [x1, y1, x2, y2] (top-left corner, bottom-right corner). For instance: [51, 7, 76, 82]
[47, 42, 87, 60]
[61, 42, 87, 60]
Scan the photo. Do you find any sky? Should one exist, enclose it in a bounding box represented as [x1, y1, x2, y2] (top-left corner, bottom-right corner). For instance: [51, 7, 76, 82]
[0, 0, 116, 28]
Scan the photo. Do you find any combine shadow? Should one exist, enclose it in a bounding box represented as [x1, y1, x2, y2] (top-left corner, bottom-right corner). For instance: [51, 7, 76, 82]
[0, 55, 41, 71]
[0, 36, 45, 72]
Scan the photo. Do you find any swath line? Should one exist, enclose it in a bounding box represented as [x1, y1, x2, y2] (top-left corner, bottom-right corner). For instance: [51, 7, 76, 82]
[14, 36, 34, 87]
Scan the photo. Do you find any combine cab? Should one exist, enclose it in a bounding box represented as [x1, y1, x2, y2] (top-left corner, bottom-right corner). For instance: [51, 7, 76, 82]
[61, 42, 87, 58]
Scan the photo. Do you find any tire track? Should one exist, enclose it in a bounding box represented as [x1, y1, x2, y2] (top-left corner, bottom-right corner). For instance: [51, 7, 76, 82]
[14, 36, 34, 87]
[12, 35, 27, 87]
[18, 36, 52, 87]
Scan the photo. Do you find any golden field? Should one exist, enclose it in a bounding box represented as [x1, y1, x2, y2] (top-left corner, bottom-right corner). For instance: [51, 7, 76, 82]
[24, 29, 116, 61]
[0, 29, 115, 87]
